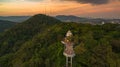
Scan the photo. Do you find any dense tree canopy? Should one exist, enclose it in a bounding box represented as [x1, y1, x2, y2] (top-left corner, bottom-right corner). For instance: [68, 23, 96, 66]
[0, 14, 120, 67]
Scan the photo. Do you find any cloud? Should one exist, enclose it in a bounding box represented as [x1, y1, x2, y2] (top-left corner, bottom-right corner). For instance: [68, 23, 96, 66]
[26, 0, 43, 2]
[76, 0, 109, 5]
[58, 0, 111, 5]
[0, 0, 43, 2]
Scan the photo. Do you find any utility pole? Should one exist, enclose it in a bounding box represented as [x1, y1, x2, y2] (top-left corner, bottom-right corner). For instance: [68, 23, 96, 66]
[61, 30, 75, 67]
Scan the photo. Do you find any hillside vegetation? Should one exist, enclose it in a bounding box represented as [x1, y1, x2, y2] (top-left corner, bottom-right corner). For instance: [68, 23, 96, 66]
[0, 14, 120, 67]
[0, 20, 16, 32]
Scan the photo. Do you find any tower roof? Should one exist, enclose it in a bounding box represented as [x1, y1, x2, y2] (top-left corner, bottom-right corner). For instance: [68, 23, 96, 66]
[66, 30, 73, 37]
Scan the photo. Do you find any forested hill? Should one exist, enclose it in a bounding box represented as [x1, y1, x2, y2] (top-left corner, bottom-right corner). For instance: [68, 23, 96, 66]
[0, 14, 120, 67]
[0, 14, 61, 56]
[0, 20, 16, 32]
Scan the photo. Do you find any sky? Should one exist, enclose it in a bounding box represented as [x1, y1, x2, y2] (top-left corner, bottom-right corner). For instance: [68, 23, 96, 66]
[0, 0, 120, 18]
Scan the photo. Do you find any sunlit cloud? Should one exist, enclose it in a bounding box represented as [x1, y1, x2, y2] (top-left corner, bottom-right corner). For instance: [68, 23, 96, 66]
[0, 4, 2, 5]
[23, 0, 44, 2]
[27, 0, 43, 1]
[0, 0, 44, 2]
[0, 0, 119, 18]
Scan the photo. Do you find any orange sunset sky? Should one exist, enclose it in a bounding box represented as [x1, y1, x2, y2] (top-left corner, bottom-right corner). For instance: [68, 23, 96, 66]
[0, 0, 120, 18]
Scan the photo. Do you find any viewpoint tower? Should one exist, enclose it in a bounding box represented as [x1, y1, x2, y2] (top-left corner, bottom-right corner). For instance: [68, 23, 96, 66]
[61, 30, 75, 67]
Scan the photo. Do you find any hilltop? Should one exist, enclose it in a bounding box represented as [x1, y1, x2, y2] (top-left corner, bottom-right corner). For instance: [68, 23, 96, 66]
[0, 14, 120, 67]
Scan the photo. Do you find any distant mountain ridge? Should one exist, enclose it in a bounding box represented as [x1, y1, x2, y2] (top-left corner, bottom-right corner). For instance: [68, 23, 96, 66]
[0, 15, 120, 24]
[0, 20, 16, 32]
[0, 16, 30, 22]
[56, 15, 88, 22]
[56, 15, 120, 24]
